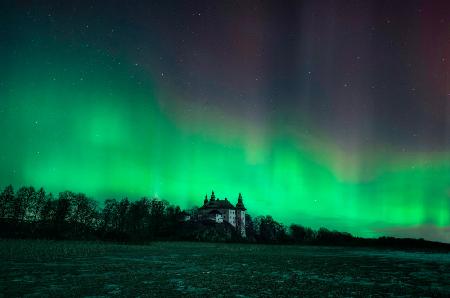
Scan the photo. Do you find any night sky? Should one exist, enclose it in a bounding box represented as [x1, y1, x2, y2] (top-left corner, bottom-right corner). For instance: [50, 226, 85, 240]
[0, 1, 449, 242]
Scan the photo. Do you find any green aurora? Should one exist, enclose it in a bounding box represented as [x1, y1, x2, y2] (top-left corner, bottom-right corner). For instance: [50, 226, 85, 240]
[0, 1, 449, 241]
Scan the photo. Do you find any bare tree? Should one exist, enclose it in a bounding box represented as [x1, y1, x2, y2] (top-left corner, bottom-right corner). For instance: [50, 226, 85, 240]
[0, 185, 14, 219]
[13, 186, 35, 222]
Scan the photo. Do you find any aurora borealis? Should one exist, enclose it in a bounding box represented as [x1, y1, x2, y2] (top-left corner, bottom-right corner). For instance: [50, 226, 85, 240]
[0, 1, 449, 242]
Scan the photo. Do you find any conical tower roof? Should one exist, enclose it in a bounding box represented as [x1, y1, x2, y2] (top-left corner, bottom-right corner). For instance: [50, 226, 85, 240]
[236, 193, 246, 210]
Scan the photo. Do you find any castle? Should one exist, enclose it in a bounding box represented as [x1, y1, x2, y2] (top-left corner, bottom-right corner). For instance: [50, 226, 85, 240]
[198, 191, 247, 237]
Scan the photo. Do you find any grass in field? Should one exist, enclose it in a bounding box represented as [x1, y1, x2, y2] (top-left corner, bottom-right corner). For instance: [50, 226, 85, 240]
[0, 240, 449, 297]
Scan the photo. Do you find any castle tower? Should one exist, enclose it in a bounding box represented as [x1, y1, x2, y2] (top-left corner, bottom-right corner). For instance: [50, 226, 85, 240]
[210, 190, 216, 201]
[235, 193, 246, 237]
[204, 194, 208, 205]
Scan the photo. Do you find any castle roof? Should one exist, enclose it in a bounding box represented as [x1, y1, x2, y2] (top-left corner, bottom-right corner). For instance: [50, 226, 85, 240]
[201, 199, 236, 210]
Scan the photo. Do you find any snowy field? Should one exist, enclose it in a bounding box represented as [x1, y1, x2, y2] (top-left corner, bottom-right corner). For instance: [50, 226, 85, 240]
[0, 240, 449, 297]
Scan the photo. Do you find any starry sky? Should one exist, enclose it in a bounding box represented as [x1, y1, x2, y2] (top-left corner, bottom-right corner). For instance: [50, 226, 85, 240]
[0, 1, 449, 242]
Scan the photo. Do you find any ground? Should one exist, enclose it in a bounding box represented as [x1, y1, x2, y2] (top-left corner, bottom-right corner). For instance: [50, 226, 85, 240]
[0, 240, 449, 297]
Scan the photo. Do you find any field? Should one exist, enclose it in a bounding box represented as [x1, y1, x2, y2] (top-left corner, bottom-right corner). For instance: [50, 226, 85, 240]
[0, 240, 449, 297]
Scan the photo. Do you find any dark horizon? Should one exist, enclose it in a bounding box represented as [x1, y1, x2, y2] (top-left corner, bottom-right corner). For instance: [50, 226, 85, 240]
[1, 183, 450, 246]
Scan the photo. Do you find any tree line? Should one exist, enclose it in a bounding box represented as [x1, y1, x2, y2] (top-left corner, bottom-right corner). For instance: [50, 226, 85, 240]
[1, 185, 448, 250]
[0, 185, 184, 241]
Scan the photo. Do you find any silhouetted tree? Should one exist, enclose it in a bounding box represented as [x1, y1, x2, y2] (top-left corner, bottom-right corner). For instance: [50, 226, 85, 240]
[13, 186, 35, 222]
[254, 215, 287, 243]
[102, 199, 118, 231]
[290, 224, 310, 243]
[245, 214, 256, 241]
[117, 198, 130, 232]
[31, 187, 46, 221]
[127, 198, 149, 238]
[54, 191, 73, 225]
[39, 193, 55, 222]
[69, 193, 97, 233]
[162, 204, 181, 236]
[0, 185, 14, 218]
[148, 198, 166, 237]
[315, 227, 354, 244]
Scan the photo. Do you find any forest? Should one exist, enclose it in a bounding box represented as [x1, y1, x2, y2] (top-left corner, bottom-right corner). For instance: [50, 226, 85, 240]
[0, 185, 448, 250]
